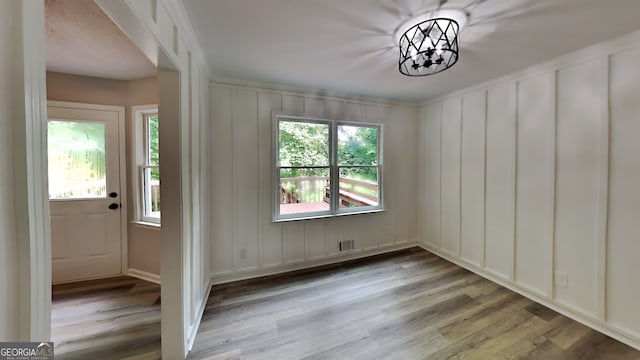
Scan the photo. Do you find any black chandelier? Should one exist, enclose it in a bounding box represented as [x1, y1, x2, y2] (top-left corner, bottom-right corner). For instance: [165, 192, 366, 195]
[396, 10, 466, 76]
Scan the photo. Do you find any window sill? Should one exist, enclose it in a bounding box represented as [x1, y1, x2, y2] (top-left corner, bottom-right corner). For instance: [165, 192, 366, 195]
[273, 208, 385, 223]
[131, 220, 161, 230]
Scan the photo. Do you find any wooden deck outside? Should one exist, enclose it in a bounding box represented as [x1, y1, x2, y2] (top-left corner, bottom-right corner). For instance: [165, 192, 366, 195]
[280, 201, 329, 214]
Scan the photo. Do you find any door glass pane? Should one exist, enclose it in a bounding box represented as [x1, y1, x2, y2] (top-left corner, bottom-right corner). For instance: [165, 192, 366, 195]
[48, 120, 106, 199]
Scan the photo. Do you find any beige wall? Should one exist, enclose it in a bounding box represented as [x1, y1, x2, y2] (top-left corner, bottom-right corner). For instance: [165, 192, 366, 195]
[46, 72, 130, 105]
[419, 31, 640, 349]
[128, 77, 158, 105]
[46, 71, 160, 276]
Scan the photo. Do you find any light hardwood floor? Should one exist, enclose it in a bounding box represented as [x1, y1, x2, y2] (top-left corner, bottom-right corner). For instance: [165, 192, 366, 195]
[51, 276, 161, 359]
[190, 248, 640, 360]
[50, 249, 640, 359]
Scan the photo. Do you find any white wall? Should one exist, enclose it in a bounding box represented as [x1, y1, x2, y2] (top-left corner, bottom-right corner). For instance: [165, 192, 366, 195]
[0, 0, 20, 341]
[209, 84, 419, 281]
[419, 30, 640, 349]
[1, 0, 51, 341]
[94, 0, 211, 357]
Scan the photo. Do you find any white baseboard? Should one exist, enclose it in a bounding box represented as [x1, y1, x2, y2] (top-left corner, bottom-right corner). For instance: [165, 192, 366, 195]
[418, 243, 640, 351]
[209, 242, 419, 285]
[127, 268, 161, 285]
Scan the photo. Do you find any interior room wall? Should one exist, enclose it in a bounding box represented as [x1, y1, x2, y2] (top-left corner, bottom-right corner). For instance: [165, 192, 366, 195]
[95, 0, 213, 355]
[0, 0, 20, 341]
[46, 72, 160, 276]
[209, 83, 419, 282]
[124, 77, 161, 277]
[418, 30, 640, 350]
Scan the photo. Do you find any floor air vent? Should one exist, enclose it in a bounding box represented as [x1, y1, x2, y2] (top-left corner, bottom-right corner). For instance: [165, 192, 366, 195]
[339, 240, 355, 251]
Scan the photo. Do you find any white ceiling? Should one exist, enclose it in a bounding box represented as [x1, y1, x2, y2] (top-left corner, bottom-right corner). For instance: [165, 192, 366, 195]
[183, 0, 640, 102]
[46, 0, 156, 80]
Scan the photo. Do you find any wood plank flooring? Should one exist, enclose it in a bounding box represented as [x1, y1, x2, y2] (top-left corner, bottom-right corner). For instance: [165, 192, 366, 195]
[190, 248, 640, 360]
[52, 276, 161, 360]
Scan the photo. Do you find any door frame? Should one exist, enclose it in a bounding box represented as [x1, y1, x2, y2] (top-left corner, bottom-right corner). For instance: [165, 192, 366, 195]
[47, 101, 129, 280]
[20, 1, 190, 356]
[16, 0, 51, 341]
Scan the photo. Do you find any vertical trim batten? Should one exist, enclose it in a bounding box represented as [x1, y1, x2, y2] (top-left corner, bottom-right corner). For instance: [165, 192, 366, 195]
[511, 80, 518, 282]
[458, 97, 464, 258]
[482, 90, 488, 269]
[257, 91, 263, 268]
[437, 103, 443, 248]
[548, 71, 558, 298]
[231, 89, 237, 272]
[596, 55, 611, 322]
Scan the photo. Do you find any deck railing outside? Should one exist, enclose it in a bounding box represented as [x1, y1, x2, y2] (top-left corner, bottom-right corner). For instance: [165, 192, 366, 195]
[149, 180, 160, 215]
[280, 176, 329, 204]
[280, 175, 378, 208]
[148, 176, 377, 215]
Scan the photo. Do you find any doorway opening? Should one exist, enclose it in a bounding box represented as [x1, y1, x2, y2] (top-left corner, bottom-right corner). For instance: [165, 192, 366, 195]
[45, 0, 162, 357]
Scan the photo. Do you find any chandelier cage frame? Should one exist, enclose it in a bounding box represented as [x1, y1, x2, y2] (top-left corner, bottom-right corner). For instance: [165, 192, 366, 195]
[398, 16, 462, 76]
[394, 8, 469, 77]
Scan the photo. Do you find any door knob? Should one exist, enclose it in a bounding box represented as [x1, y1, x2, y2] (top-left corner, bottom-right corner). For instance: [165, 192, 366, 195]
[108, 203, 120, 210]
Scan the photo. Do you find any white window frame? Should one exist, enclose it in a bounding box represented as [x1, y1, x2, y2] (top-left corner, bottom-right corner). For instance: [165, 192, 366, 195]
[132, 104, 160, 225]
[273, 113, 383, 222]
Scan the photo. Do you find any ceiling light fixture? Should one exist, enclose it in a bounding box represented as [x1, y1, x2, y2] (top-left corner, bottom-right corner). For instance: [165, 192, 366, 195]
[395, 9, 468, 76]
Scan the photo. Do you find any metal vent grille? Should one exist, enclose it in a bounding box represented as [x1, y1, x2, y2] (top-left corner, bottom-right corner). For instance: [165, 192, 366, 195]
[339, 240, 355, 251]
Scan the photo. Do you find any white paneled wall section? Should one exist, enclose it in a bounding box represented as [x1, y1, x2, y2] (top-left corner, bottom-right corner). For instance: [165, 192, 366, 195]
[95, 0, 211, 357]
[440, 98, 462, 256]
[459, 90, 486, 267]
[210, 84, 419, 282]
[418, 31, 640, 350]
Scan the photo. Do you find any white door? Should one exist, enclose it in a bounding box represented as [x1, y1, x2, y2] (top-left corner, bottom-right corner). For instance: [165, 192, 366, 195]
[48, 101, 126, 283]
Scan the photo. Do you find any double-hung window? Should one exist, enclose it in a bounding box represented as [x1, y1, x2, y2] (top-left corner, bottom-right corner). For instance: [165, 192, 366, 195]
[274, 114, 382, 221]
[133, 105, 160, 224]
